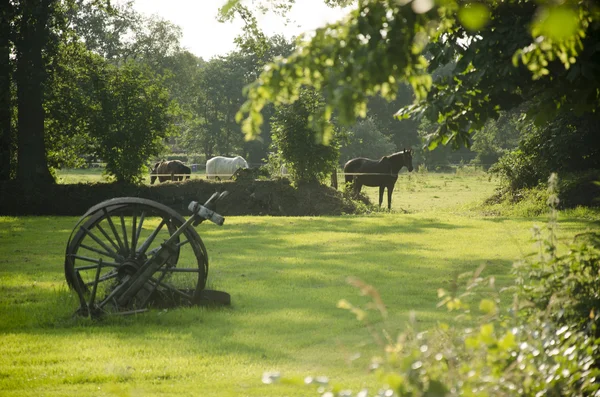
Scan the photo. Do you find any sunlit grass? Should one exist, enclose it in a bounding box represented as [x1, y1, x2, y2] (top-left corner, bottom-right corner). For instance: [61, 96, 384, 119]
[1, 171, 598, 396]
[56, 168, 207, 185]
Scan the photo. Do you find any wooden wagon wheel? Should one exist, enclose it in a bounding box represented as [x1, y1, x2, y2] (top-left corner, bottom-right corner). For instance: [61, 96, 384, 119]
[64, 197, 209, 317]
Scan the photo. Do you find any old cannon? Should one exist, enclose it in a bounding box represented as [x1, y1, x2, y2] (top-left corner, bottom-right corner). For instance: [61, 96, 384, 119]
[63, 192, 230, 318]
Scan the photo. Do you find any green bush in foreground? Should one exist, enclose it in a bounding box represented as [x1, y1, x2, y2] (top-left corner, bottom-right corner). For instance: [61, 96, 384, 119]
[264, 175, 600, 396]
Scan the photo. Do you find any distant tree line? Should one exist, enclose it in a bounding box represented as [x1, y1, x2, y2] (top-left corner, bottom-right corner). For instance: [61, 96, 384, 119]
[227, 0, 600, 193]
[4, 0, 597, 190]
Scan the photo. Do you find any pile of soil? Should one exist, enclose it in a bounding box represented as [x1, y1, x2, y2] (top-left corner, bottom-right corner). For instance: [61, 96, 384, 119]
[0, 177, 364, 217]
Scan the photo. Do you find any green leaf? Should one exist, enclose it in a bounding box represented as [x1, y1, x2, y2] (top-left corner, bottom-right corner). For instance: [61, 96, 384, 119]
[458, 3, 490, 31]
[478, 299, 497, 315]
[534, 6, 580, 41]
[498, 330, 516, 350]
[479, 323, 496, 345]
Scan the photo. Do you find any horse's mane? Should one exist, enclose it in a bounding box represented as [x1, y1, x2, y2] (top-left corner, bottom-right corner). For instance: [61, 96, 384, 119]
[381, 150, 411, 161]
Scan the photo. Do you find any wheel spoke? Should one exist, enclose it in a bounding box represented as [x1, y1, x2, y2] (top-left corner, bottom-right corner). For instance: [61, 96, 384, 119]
[139, 271, 169, 309]
[176, 239, 190, 248]
[79, 226, 122, 261]
[103, 209, 124, 251]
[95, 224, 121, 253]
[88, 258, 104, 307]
[120, 214, 130, 253]
[137, 219, 166, 257]
[130, 213, 138, 258]
[68, 254, 120, 268]
[148, 277, 193, 301]
[134, 211, 146, 253]
[85, 270, 118, 286]
[98, 276, 129, 309]
[79, 241, 120, 261]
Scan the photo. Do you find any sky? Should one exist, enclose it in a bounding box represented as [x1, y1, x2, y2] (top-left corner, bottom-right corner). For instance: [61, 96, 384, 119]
[131, 0, 350, 60]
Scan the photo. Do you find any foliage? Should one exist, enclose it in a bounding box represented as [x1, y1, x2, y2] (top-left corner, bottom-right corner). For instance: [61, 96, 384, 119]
[225, 0, 599, 156]
[265, 177, 600, 396]
[366, 84, 420, 150]
[514, 176, 600, 337]
[270, 88, 340, 184]
[338, 118, 397, 165]
[3, 0, 189, 186]
[178, 36, 294, 164]
[491, 113, 600, 191]
[193, 52, 250, 158]
[470, 112, 521, 169]
[44, 41, 104, 170]
[67, 0, 141, 61]
[416, 119, 475, 169]
[90, 62, 177, 184]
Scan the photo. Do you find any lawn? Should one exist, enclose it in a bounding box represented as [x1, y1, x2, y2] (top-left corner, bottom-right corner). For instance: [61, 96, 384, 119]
[1, 171, 598, 396]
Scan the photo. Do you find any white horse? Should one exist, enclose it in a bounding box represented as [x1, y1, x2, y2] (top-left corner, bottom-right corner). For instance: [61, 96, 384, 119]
[206, 156, 249, 180]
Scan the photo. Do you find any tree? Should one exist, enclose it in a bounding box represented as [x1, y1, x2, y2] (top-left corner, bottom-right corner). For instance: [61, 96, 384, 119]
[417, 118, 475, 169]
[90, 62, 177, 184]
[339, 118, 396, 165]
[0, 0, 13, 181]
[366, 84, 419, 150]
[470, 111, 521, 169]
[67, 0, 140, 61]
[271, 88, 339, 184]
[14, 0, 59, 186]
[225, 0, 598, 154]
[3, 0, 114, 186]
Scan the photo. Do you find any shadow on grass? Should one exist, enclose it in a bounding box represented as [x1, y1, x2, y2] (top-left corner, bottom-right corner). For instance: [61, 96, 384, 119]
[0, 212, 537, 371]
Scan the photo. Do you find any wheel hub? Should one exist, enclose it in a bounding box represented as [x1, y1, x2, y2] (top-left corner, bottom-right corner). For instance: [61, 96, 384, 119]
[118, 259, 142, 278]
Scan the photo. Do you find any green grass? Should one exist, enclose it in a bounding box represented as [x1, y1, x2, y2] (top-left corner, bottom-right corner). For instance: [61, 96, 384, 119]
[1, 172, 599, 396]
[355, 168, 498, 213]
[56, 168, 207, 185]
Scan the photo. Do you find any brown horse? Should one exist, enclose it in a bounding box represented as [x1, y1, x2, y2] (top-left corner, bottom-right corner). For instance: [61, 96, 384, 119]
[343, 149, 414, 209]
[150, 160, 191, 184]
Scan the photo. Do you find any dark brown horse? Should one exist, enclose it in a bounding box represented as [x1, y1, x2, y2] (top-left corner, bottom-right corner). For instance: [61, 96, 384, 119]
[150, 160, 191, 184]
[343, 149, 414, 209]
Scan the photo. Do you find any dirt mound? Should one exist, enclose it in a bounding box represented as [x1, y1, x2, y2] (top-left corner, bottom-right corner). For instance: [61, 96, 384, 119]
[0, 178, 365, 216]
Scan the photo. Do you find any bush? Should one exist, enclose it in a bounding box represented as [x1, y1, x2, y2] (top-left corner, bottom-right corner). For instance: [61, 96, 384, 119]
[491, 114, 600, 192]
[490, 149, 539, 191]
[270, 88, 340, 185]
[484, 170, 600, 215]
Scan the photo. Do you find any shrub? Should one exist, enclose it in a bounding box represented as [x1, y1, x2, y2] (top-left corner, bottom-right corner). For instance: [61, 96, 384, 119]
[270, 88, 340, 185]
[491, 114, 600, 193]
[490, 149, 539, 191]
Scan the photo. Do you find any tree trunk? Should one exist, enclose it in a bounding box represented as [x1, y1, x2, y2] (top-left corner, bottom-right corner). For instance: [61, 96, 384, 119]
[15, 0, 54, 186]
[0, 0, 12, 181]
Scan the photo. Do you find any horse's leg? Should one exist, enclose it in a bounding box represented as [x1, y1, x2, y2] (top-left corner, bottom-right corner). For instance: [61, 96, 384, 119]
[378, 185, 385, 207]
[387, 184, 394, 210]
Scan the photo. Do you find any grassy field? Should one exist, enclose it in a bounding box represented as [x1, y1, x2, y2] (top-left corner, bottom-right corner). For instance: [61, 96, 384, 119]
[56, 166, 495, 214]
[2, 171, 598, 396]
[56, 168, 207, 185]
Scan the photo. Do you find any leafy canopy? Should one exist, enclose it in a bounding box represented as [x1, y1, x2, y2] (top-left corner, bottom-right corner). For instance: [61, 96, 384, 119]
[222, 0, 599, 149]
